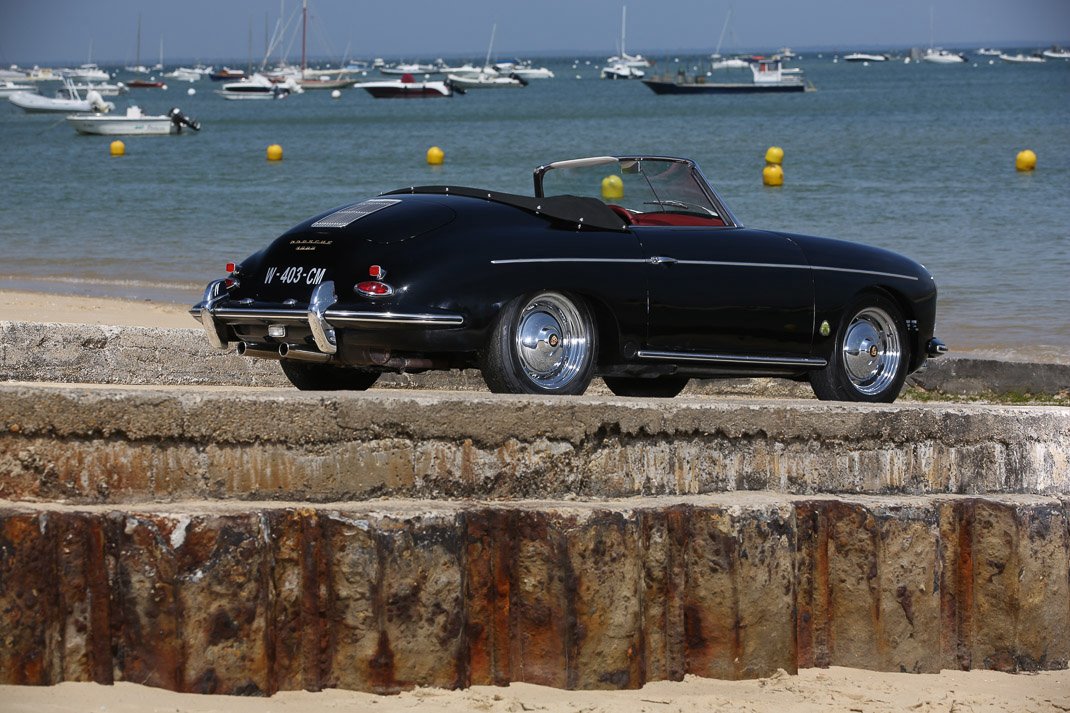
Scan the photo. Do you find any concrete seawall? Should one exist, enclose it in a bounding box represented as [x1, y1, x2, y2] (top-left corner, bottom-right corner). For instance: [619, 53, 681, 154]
[1, 385, 1068, 502]
[1, 323, 1068, 694]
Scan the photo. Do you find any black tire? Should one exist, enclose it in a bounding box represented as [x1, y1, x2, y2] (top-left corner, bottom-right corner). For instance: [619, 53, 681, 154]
[603, 376, 689, 398]
[280, 360, 380, 391]
[480, 291, 597, 395]
[809, 293, 910, 403]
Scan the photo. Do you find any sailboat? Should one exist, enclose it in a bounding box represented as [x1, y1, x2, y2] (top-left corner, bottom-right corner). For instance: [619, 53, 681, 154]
[710, 9, 749, 69]
[606, 6, 651, 68]
[124, 16, 149, 74]
[921, 8, 966, 63]
[446, 24, 526, 89]
[286, 0, 356, 89]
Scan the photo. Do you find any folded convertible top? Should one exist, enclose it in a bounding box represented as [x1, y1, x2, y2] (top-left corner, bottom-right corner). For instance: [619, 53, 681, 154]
[382, 185, 629, 232]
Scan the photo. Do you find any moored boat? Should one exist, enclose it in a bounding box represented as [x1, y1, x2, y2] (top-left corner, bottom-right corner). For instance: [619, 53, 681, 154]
[921, 48, 967, 64]
[446, 70, 525, 89]
[642, 58, 810, 94]
[1041, 46, 1070, 60]
[999, 52, 1045, 64]
[9, 81, 114, 113]
[843, 52, 888, 62]
[601, 62, 645, 79]
[0, 80, 36, 98]
[215, 73, 300, 100]
[358, 74, 454, 98]
[66, 105, 200, 135]
[209, 67, 246, 81]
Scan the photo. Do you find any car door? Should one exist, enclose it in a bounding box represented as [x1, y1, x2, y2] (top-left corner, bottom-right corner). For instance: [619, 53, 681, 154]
[635, 226, 815, 357]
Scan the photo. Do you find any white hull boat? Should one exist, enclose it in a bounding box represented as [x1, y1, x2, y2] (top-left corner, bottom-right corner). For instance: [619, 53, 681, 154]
[843, 53, 888, 62]
[65, 63, 110, 82]
[1041, 46, 1070, 60]
[215, 73, 301, 100]
[57, 82, 128, 97]
[9, 86, 113, 113]
[0, 81, 35, 97]
[67, 106, 199, 135]
[999, 53, 1045, 63]
[601, 63, 645, 79]
[446, 72, 525, 89]
[922, 49, 967, 64]
[710, 58, 750, 70]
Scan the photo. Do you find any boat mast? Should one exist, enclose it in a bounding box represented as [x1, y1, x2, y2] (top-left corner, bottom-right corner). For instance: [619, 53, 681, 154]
[301, 0, 307, 75]
[484, 23, 496, 70]
[135, 15, 141, 68]
[621, 6, 627, 58]
[714, 8, 732, 57]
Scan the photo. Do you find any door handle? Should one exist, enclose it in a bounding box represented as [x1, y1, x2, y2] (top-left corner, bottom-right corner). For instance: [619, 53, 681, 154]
[649, 256, 678, 265]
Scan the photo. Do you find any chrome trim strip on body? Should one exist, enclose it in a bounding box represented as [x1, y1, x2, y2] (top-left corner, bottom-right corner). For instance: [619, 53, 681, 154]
[637, 349, 828, 368]
[491, 257, 919, 282]
[202, 305, 465, 327]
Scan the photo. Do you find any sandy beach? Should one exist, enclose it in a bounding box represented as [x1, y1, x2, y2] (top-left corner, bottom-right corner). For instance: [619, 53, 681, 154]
[3, 286, 1069, 710]
[3, 667, 1069, 713]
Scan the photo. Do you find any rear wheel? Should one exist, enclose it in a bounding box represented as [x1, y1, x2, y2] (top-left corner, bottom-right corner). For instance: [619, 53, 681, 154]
[480, 291, 597, 395]
[809, 294, 909, 403]
[603, 376, 689, 398]
[280, 360, 380, 391]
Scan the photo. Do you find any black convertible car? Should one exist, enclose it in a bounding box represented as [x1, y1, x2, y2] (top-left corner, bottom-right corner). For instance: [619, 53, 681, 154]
[192, 155, 945, 402]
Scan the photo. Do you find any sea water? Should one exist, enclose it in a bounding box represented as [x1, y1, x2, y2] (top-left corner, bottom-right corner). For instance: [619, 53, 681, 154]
[1, 54, 1067, 354]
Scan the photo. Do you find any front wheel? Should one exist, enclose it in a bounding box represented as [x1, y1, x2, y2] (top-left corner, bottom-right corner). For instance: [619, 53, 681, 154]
[809, 294, 909, 403]
[280, 360, 380, 391]
[480, 291, 597, 395]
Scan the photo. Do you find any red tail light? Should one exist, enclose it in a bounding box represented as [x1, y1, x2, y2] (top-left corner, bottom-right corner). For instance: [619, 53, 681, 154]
[369, 265, 386, 279]
[356, 281, 393, 297]
[225, 262, 237, 274]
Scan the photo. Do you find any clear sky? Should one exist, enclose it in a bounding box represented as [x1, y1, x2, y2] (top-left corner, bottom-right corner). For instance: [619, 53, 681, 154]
[2, 0, 1067, 67]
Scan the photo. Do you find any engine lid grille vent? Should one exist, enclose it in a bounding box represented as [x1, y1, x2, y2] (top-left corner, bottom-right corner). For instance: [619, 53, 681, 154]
[312, 199, 400, 228]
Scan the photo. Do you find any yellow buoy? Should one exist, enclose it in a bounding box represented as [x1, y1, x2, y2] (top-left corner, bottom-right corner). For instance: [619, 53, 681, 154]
[765, 146, 784, 165]
[762, 164, 784, 187]
[109, 140, 125, 157]
[1015, 149, 1037, 172]
[426, 146, 445, 165]
[266, 144, 283, 161]
[601, 174, 624, 200]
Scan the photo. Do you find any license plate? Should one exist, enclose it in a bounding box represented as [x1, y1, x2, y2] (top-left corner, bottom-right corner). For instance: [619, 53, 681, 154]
[264, 266, 328, 286]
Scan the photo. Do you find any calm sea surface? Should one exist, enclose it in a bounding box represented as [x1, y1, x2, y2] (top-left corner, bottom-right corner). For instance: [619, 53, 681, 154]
[1, 55, 1068, 354]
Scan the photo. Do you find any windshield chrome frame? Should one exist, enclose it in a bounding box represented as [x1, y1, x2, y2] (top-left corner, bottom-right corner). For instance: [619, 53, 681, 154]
[533, 155, 740, 228]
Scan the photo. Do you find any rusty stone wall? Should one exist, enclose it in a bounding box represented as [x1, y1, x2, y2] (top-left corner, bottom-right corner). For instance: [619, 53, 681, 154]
[2, 385, 1068, 503]
[2, 496, 1067, 694]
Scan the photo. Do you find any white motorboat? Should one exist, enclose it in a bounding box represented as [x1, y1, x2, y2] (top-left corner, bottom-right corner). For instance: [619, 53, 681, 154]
[65, 63, 110, 82]
[494, 61, 554, 80]
[9, 81, 113, 113]
[0, 80, 36, 98]
[976, 48, 1001, 56]
[446, 71, 525, 89]
[601, 62, 645, 79]
[164, 67, 203, 82]
[67, 105, 200, 135]
[922, 49, 967, 64]
[56, 82, 128, 97]
[710, 57, 750, 70]
[843, 53, 888, 62]
[380, 62, 440, 76]
[358, 75, 455, 98]
[215, 73, 301, 100]
[999, 53, 1045, 64]
[1041, 46, 1070, 60]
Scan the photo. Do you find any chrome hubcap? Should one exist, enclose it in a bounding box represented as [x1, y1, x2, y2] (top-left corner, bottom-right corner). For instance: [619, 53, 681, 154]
[841, 306, 901, 396]
[515, 293, 589, 390]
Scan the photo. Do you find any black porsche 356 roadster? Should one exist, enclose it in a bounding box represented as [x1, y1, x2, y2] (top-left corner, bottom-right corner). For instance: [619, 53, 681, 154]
[192, 155, 946, 402]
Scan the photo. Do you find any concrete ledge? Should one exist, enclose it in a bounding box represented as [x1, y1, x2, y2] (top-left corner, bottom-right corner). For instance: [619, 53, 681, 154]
[1, 384, 1068, 502]
[4, 321, 1069, 397]
[1, 495, 1066, 693]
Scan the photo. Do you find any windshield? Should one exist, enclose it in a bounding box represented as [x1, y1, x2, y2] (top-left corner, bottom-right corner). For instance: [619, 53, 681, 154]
[536, 157, 731, 227]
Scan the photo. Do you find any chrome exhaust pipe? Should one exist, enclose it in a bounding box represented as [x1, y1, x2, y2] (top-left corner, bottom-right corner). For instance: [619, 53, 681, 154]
[237, 342, 282, 360]
[278, 343, 333, 363]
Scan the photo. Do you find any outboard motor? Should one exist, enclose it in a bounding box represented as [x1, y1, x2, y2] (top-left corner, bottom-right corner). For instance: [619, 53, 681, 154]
[86, 90, 114, 113]
[509, 72, 529, 87]
[168, 107, 201, 132]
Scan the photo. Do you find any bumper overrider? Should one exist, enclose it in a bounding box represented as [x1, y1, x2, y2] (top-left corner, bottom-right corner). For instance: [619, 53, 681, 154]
[190, 279, 465, 362]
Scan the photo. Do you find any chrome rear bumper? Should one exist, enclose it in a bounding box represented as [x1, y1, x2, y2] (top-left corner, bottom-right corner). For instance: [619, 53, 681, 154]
[190, 280, 465, 354]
